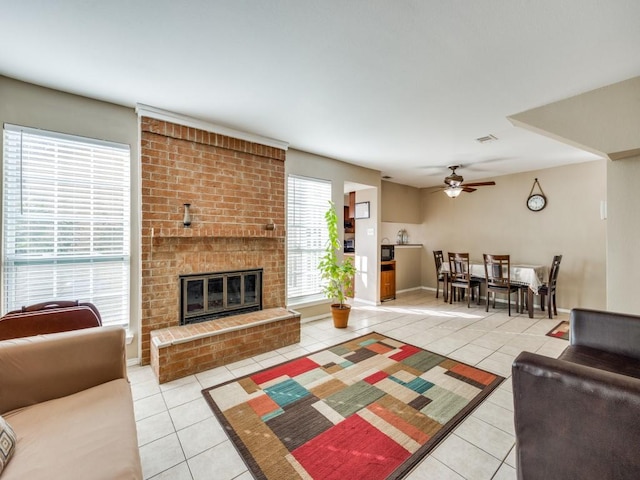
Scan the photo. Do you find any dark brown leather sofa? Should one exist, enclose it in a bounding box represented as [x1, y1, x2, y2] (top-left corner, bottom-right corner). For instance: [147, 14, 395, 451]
[512, 308, 640, 480]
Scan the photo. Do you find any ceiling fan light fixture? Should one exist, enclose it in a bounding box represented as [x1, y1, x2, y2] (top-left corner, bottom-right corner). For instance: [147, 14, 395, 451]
[444, 186, 463, 198]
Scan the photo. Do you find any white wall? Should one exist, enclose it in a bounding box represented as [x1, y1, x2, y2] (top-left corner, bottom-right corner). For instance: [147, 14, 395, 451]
[353, 187, 379, 303]
[607, 155, 640, 313]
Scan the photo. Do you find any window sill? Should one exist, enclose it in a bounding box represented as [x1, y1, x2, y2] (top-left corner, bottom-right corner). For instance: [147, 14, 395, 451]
[287, 296, 329, 310]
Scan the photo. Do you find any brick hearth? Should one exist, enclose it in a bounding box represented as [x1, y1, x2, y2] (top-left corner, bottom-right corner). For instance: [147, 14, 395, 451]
[140, 117, 287, 372]
[150, 307, 300, 383]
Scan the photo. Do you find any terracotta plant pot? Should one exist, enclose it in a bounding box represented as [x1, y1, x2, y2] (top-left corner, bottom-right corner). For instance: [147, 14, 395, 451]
[331, 304, 351, 328]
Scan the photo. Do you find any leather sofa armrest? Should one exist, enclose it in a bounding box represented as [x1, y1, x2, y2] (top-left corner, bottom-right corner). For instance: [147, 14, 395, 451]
[0, 326, 127, 414]
[512, 351, 640, 480]
[570, 308, 640, 360]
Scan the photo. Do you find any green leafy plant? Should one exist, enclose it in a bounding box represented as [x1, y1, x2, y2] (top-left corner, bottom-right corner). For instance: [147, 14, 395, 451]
[318, 201, 357, 308]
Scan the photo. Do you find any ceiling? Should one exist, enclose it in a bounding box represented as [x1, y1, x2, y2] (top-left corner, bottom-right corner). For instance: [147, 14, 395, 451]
[1, 1, 639, 188]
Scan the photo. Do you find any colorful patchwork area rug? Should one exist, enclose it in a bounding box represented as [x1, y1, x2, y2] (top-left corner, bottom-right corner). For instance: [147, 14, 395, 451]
[202, 332, 504, 480]
[546, 321, 570, 340]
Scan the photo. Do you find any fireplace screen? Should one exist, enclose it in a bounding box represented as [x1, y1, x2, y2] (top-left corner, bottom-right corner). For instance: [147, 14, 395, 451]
[180, 268, 262, 325]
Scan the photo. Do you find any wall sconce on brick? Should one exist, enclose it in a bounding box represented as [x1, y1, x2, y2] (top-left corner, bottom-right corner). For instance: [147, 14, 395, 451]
[183, 203, 192, 227]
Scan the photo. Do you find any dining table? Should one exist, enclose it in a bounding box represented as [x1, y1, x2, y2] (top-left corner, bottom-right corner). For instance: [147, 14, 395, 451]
[440, 261, 549, 318]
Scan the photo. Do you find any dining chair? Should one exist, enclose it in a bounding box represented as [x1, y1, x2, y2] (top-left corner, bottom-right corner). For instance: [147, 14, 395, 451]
[433, 250, 447, 301]
[539, 255, 562, 318]
[448, 252, 481, 307]
[483, 254, 519, 316]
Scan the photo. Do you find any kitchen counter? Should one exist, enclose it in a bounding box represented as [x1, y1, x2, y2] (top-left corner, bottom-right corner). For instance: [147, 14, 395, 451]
[383, 244, 423, 248]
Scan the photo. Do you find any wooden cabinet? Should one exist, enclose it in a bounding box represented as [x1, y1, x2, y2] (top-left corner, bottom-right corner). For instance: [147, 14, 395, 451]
[348, 191, 356, 219]
[380, 261, 396, 301]
[344, 206, 355, 233]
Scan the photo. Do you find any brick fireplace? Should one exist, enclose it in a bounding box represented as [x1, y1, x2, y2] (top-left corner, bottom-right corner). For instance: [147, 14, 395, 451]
[140, 117, 288, 366]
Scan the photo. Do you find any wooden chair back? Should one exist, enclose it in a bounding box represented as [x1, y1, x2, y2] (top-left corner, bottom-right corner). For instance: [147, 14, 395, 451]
[548, 255, 562, 290]
[433, 250, 445, 275]
[449, 252, 472, 284]
[483, 254, 511, 288]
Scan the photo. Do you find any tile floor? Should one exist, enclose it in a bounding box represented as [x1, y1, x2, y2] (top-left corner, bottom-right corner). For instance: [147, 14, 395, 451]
[129, 290, 569, 480]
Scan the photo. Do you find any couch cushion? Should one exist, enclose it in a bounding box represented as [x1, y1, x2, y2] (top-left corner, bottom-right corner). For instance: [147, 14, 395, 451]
[0, 415, 17, 473]
[560, 345, 640, 380]
[2, 378, 141, 480]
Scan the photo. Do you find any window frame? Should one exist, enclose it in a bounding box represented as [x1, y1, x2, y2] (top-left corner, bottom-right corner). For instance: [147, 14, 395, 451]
[286, 174, 332, 305]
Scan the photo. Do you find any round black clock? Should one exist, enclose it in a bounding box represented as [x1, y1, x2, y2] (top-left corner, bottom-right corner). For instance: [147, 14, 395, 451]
[527, 193, 547, 212]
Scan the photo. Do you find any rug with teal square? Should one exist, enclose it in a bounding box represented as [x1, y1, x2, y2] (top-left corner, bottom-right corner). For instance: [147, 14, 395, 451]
[202, 332, 504, 480]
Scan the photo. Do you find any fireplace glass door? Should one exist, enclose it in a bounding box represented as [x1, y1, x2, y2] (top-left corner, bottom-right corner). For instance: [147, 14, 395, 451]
[181, 269, 262, 324]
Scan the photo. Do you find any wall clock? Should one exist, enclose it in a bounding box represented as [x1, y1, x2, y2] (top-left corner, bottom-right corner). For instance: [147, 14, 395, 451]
[527, 178, 547, 212]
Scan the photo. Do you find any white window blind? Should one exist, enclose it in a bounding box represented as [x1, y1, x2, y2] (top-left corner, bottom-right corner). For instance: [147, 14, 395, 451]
[287, 174, 331, 303]
[2, 124, 131, 326]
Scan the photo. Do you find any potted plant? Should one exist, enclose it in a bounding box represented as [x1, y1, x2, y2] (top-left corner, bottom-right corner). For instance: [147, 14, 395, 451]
[318, 201, 357, 328]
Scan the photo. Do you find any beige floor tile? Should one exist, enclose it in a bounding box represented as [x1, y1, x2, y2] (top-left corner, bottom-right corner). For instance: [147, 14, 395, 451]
[139, 433, 186, 479]
[406, 456, 465, 479]
[148, 461, 192, 480]
[493, 462, 518, 480]
[476, 351, 516, 377]
[431, 434, 501, 480]
[472, 401, 516, 436]
[159, 374, 198, 392]
[128, 364, 157, 385]
[134, 393, 168, 422]
[163, 381, 206, 409]
[177, 417, 229, 459]
[448, 343, 494, 365]
[132, 378, 162, 401]
[188, 440, 247, 480]
[487, 387, 515, 412]
[195, 366, 234, 388]
[505, 445, 517, 468]
[454, 415, 515, 460]
[169, 397, 214, 431]
[137, 410, 175, 447]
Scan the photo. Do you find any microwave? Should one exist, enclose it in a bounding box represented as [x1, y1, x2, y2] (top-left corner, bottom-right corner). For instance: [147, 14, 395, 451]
[381, 245, 394, 261]
[344, 239, 355, 253]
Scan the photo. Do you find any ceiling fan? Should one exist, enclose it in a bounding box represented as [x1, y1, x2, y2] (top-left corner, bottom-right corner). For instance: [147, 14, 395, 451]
[438, 165, 496, 197]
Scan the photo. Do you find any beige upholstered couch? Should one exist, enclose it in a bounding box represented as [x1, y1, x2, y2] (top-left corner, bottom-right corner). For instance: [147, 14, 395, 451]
[0, 326, 142, 479]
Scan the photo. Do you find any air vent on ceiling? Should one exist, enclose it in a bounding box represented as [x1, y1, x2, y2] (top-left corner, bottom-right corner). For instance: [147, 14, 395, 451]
[382, 175, 392, 179]
[476, 134, 498, 144]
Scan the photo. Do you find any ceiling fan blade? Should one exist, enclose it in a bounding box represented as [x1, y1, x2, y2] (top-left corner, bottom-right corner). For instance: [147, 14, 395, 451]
[462, 187, 477, 193]
[461, 181, 496, 187]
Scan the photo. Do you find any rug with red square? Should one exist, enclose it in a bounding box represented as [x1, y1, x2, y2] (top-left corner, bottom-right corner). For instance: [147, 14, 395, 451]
[202, 332, 504, 480]
[546, 321, 570, 340]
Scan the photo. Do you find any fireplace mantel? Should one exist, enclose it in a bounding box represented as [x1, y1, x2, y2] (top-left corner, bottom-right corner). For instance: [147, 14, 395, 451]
[150, 226, 284, 241]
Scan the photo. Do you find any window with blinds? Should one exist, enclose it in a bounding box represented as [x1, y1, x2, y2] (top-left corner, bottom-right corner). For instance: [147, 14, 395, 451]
[2, 124, 131, 327]
[287, 175, 331, 304]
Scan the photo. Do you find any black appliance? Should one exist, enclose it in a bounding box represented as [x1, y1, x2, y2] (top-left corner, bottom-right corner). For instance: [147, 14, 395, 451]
[381, 244, 394, 261]
[344, 239, 355, 253]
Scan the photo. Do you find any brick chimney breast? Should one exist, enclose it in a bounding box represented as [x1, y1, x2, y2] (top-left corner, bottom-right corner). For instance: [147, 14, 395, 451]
[139, 117, 286, 364]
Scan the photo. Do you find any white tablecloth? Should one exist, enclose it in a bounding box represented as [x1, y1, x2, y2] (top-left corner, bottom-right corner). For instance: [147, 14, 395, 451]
[441, 262, 548, 293]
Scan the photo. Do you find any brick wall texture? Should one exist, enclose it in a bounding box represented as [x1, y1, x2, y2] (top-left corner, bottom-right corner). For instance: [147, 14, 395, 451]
[140, 117, 286, 364]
